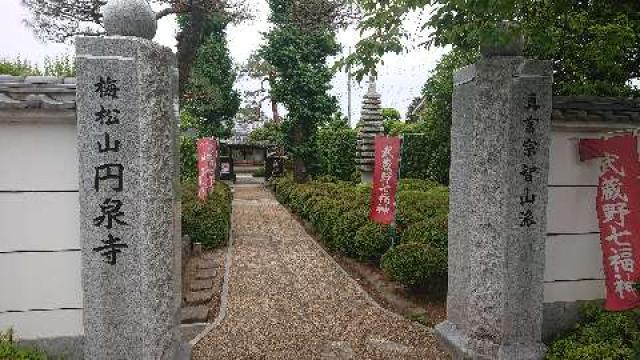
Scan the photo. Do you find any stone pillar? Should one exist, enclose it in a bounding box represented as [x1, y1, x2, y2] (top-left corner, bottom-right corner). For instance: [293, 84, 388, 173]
[76, 1, 181, 359]
[435, 55, 552, 359]
[357, 77, 385, 183]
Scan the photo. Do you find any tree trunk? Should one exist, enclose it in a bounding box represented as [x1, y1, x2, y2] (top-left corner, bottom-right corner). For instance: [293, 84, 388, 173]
[292, 122, 307, 183]
[270, 71, 280, 123]
[177, 0, 207, 95]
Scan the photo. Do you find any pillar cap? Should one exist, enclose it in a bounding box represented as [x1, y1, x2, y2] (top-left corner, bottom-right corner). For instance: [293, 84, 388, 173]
[103, 0, 157, 40]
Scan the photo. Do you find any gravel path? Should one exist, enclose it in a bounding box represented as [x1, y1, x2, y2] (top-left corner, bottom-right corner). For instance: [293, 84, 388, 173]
[192, 184, 448, 359]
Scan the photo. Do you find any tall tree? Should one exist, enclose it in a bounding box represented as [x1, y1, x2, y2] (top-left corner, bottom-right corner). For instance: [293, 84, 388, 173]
[260, 0, 343, 183]
[345, 0, 640, 96]
[182, 13, 240, 139]
[21, 0, 250, 93]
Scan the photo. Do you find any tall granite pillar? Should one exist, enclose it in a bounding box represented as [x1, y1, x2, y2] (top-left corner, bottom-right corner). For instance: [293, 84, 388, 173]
[357, 77, 385, 183]
[76, 1, 181, 359]
[435, 54, 553, 359]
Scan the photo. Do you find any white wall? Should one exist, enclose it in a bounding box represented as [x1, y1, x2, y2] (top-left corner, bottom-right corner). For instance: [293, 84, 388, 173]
[0, 118, 83, 339]
[543, 127, 625, 303]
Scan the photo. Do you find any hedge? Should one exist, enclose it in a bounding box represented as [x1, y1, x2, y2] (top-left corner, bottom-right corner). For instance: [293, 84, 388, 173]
[546, 303, 640, 359]
[182, 181, 232, 249]
[274, 177, 449, 288]
[0, 330, 49, 360]
[380, 242, 447, 289]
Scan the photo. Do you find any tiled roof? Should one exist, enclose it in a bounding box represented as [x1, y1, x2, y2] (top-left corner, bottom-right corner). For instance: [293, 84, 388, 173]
[0, 75, 76, 111]
[552, 96, 640, 123]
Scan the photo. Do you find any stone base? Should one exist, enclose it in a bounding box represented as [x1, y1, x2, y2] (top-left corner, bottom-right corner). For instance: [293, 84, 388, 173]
[19, 336, 83, 360]
[361, 171, 373, 184]
[435, 321, 546, 360]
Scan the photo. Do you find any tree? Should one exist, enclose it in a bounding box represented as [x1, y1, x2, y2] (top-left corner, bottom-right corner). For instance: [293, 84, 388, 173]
[346, 0, 640, 96]
[182, 13, 240, 139]
[242, 52, 281, 123]
[21, 0, 251, 92]
[260, 0, 343, 183]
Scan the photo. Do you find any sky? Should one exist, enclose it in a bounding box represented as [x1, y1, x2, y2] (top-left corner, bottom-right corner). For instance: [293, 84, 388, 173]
[0, 0, 448, 126]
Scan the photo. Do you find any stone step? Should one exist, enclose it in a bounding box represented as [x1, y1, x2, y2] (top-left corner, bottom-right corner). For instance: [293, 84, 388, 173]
[195, 267, 216, 280]
[180, 305, 210, 324]
[195, 258, 215, 270]
[184, 287, 215, 305]
[190, 279, 213, 291]
[366, 338, 412, 355]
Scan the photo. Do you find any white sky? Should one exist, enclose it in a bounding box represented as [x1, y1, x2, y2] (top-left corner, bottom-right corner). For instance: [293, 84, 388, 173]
[0, 0, 448, 125]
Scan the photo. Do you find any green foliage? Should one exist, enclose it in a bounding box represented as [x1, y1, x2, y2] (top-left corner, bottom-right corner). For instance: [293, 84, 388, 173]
[347, 0, 640, 97]
[253, 168, 266, 177]
[261, 0, 340, 182]
[0, 330, 49, 360]
[546, 303, 640, 360]
[183, 14, 240, 139]
[384, 120, 417, 137]
[315, 120, 357, 181]
[353, 222, 392, 262]
[181, 181, 232, 249]
[381, 242, 447, 289]
[249, 121, 287, 147]
[396, 188, 449, 228]
[274, 176, 449, 289]
[0, 56, 75, 77]
[382, 108, 401, 122]
[401, 215, 448, 249]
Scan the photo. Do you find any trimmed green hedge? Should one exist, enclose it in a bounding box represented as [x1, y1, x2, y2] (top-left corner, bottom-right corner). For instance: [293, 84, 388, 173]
[546, 303, 640, 359]
[381, 242, 447, 289]
[182, 181, 232, 249]
[274, 177, 449, 289]
[0, 330, 50, 360]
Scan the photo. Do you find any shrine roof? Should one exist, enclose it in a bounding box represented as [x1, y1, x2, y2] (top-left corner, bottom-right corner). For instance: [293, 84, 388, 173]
[552, 96, 640, 124]
[0, 75, 76, 111]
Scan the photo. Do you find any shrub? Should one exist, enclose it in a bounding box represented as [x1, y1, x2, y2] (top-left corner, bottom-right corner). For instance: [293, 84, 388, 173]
[397, 188, 449, 227]
[0, 330, 49, 360]
[546, 303, 640, 360]
[353, 222, 392, 262]
[182, 181, 232, 249]
[252, 168, 266, 177]
[315, 121, 358, 181]
[381, 242, 447, 289]
[330, 208, 369, 255]
[401, 214, 448, 249]
[398, 178, 440, 192]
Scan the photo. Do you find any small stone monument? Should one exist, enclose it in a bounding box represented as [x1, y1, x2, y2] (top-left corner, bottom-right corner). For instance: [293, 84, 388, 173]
[76, 0, 182, 358]
[434, 41, 553, 359]
[357, 77, 385, 183]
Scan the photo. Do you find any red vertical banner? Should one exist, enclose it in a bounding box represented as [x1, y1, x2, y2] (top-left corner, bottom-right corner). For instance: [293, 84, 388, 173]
[197, 138, 215, 201]
[369, 136, 401, 225]
[209, 139, 218, 189]
[579, 133, 640, 311]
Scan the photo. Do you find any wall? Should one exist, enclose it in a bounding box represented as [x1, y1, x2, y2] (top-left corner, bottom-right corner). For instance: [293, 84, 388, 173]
[543, 110, 640, 339]
[0, 77, 83, 352]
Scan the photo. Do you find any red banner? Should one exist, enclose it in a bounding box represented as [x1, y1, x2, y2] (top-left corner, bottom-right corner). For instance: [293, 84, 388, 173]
[579, 133, 640, 311]
[197, 138, 217, 201]
[369, 136, 401, 225]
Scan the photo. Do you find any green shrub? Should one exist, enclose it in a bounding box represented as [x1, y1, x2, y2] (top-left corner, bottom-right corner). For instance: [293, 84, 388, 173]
[252, 168, 266, 177]
[546, 303, 640, 360]
[0, 330, 49, 360]
[182, 181, 232, 249]
[330, 208, 369, 255]
[401, 214, 448, 249]
[381, 242, 447, 289]
[315, 121, 358, 181]
[398, 179, 440, 192]
[353, 222, 392, 262]
[397, 188, 449, 227]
